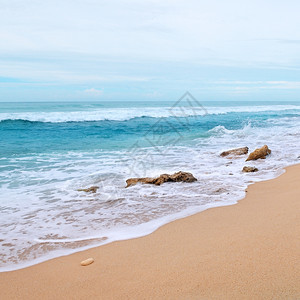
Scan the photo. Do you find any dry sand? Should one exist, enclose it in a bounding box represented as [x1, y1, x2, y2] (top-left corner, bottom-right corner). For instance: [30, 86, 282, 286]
[1, 165, 300, 299]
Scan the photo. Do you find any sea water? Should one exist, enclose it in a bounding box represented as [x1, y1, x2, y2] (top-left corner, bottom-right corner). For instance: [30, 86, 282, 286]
[0, 98, 300, 271]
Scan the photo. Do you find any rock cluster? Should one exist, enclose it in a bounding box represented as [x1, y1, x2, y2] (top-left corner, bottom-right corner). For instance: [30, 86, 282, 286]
[220, 145, 272, 174]
[126, 171, 197, 188]
[122, 145, 273, 189]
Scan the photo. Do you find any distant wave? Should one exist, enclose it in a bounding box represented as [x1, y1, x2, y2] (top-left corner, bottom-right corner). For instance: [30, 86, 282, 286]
[0, 105, 299, 123]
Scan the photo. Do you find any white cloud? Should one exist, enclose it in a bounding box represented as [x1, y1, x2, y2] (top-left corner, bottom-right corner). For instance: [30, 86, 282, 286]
[145, 90, 163, 98]
[214, 80, 300, 91]
[0, 0, 299, 65]
[84, 88, 103, 96]
[264, 81, 300, 89]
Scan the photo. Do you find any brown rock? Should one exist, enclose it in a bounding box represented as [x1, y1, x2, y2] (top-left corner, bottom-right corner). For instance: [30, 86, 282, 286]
[126, 171, 197, 188]
[220, 147, 249, 157]
[125, 178, 153, 187]
[214, 188, 226, 194]
[243, 166, 258, 173]
[77, 186, 99, 193]
[246, 145, 271, 161]
[80, 258, 94, 266]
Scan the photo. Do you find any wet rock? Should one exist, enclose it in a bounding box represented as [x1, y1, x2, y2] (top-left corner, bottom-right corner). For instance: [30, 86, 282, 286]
[80, 258, 94, 266]
[246, 145, 271, 161]
[126, 171, 197, 188]
[243, 166, 258, 173]
[77, 186, 99, 193]
[220, 147, 249, 157]
[214, 188, 227, 194]
[125, 177, 154, 187]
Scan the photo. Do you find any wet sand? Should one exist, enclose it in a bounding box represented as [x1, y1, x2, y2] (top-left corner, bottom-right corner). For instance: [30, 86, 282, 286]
[1, 164, 300, 299]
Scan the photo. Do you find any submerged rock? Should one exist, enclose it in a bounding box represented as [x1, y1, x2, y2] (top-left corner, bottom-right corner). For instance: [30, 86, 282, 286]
[246, 145, 271, 161]
[220, 147, 249, 157]
[80, 258, 94, 266]
[126, 171, 197, 188]
[214, 188, 227, 194]
[77, 186, 99, 193]
[243, 166, 258, 173]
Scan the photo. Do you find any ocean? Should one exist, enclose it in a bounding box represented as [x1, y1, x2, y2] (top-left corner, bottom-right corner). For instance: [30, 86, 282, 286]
[1, 96, 300, 271]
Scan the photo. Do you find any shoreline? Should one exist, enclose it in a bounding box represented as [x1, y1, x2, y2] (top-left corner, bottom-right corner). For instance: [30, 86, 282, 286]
[0, 165, 286, 273]
[1, 164, 300, 299]
[0, 198, 240, 273]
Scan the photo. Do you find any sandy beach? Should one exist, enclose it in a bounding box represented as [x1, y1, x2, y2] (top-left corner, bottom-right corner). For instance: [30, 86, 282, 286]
[1, 164, 300, 299]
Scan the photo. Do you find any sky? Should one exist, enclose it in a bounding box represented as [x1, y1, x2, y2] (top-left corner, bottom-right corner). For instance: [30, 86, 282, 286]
[0, 0, 300, 102]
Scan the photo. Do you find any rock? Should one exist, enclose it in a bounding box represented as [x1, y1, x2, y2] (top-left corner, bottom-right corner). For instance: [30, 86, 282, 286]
[246, 145, 271, 161]
[243, 166, 258, 173]
[126, 171, 197, 188]
[220, 147, 249, 157]
[81, 258, 94, 266]
[77, 186, 99, 193]
[125, 177, 154, 187]
[214, 188, 226, 194]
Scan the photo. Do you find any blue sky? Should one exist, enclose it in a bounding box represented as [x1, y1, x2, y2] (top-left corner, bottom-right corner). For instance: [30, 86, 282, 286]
[0, 0, 300, 102]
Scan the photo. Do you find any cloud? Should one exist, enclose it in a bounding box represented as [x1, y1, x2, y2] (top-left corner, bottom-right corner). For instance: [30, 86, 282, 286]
[213, 80, 300, 91]
[84, 88, 103, 96]
[264, 81, 300, 89]
[0, 1, 300, 101]
[0, 0, 300, 65]
[145, 91, 163, 98]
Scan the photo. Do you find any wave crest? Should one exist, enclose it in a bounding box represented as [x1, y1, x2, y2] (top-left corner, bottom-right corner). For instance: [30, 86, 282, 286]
[0, 105, 299, 123]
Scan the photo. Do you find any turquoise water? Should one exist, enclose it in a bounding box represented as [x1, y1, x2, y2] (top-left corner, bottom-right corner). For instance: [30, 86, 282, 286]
[1, 101, 299, 155]
[1, 99, 300, 271]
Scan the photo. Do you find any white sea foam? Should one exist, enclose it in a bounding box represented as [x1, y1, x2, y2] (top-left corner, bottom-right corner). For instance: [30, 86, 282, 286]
[0, 105, 299, 122]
